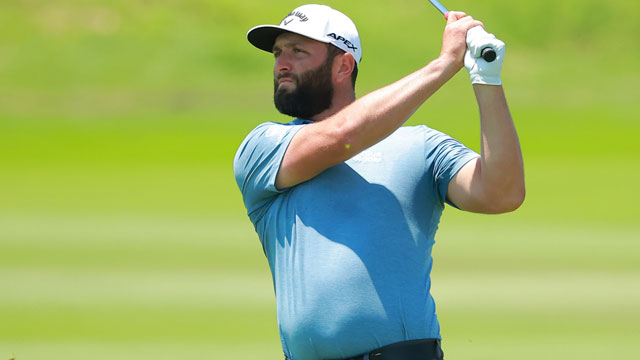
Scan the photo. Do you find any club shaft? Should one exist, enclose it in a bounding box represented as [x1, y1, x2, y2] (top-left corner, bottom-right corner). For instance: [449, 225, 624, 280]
[427, 0, 497, 62]
[428, 0, 449, 16]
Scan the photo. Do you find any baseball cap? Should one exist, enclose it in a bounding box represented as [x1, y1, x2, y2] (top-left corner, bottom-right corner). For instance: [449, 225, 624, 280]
[247, 4, 362, 65]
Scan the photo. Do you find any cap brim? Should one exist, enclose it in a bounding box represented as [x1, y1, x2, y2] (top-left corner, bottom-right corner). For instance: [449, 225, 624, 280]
[247, 25, 288, 53]
[247, 25, 331, 54]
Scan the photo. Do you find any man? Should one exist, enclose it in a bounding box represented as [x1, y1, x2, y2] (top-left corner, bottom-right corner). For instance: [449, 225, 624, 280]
[234, 4, 524, 360]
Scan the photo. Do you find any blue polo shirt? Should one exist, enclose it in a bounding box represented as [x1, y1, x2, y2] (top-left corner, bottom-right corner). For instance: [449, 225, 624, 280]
[234, 119, 479, 360]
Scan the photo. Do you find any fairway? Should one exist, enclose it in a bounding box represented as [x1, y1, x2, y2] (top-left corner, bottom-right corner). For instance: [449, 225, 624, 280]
[2, 0, 640, 359]
[1, 210, 638, 359]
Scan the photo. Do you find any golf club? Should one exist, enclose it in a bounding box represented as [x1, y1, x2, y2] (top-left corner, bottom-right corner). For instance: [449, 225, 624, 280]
[428, 0, 497, 62]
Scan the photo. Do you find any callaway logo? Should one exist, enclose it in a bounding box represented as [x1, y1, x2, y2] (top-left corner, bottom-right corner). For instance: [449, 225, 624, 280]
[282, 11, 309, 26]
[327, 33, 358, 51]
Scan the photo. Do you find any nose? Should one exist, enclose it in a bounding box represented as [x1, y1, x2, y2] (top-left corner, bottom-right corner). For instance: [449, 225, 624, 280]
[274, 51, 292, 76]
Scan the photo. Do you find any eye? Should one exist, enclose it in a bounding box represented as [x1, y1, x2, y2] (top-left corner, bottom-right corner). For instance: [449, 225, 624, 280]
[293, 48, 305, 54]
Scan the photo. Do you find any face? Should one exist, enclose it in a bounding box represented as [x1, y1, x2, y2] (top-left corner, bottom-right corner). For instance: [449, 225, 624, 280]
[272, 33, 335, 120]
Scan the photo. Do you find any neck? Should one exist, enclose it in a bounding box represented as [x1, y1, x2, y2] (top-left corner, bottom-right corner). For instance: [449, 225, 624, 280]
[310, 88, 356, 122]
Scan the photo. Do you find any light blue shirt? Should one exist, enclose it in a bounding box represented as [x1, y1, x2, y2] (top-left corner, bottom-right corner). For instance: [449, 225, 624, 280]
[234, 119, 479, 360]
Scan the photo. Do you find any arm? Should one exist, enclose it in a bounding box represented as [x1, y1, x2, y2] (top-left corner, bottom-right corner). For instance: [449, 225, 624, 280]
[275, 13, 482, 190]
[446, 85, 525, 213]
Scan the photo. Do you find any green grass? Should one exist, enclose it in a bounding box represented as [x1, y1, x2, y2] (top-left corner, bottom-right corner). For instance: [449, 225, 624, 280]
[1, 213, 638, 359]
[1, 0, 640, 359]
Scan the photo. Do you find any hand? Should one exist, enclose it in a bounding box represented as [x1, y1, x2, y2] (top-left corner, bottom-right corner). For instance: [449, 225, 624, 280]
[439, 11, 484, 69]
[464, 27, 506, 85]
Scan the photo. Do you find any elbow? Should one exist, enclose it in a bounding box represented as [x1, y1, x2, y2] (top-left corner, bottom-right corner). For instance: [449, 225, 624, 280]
[500, 188, 526, 213]
[490, 184, 526, 214]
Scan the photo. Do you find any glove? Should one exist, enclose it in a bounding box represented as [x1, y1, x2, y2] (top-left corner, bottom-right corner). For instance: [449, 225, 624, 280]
[464, 26, 506, 85]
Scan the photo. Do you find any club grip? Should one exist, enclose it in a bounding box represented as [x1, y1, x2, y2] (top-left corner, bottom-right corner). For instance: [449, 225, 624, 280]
[481, 47, 497, 62]
[467, 26, 497, 63]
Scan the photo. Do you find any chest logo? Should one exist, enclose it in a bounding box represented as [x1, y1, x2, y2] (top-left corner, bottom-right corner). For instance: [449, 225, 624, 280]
[351, 150, 383, 163]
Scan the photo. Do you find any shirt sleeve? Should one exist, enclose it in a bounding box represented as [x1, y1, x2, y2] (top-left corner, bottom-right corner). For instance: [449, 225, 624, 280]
[422, 126, 480, 207]
[233, 122, 305, 223]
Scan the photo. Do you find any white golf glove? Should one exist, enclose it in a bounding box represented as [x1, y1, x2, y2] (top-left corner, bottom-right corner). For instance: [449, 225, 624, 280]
[464, 26, 506, 85]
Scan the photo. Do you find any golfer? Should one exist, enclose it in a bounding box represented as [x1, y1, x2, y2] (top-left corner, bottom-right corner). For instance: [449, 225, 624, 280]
[234, 4, 524, 360]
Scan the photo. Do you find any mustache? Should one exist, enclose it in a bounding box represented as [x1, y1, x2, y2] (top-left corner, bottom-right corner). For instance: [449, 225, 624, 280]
[275, 72, 298, 82]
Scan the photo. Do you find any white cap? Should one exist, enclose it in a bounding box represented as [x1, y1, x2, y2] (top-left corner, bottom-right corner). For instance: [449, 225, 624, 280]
[247, 4, 362, 65]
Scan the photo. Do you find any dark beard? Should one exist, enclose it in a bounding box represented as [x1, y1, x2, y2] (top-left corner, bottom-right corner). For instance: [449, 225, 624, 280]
[273, 56, 334, 120]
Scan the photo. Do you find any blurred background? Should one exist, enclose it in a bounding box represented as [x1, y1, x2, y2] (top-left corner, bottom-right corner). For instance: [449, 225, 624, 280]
[1, 0, 638, 359]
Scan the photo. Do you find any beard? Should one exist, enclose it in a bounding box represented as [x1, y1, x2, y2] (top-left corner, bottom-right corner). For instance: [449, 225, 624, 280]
[273, 56, 334, 120]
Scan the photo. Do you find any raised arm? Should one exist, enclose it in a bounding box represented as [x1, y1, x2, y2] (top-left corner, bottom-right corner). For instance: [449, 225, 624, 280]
[275, 13, 483, 190]
[446, 85, 525, 213]
[445, 20, 525, 213]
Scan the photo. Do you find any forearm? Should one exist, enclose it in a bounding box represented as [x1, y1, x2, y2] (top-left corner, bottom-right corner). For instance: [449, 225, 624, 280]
[330, 57, 459, 156]
[474, 84, 525, 209]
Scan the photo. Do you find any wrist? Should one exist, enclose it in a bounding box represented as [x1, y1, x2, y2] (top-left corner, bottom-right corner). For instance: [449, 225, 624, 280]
[433, 54, 462, 79]
[470, 73, 501, 86]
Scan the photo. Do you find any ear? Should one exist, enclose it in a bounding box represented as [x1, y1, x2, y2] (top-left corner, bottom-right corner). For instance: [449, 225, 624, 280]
[333, 52, 355, 86]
